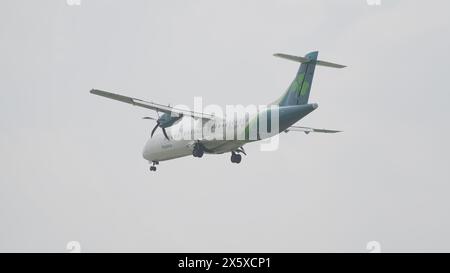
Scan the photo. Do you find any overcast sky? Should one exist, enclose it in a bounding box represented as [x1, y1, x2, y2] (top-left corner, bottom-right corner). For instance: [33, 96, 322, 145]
[1, 0, 450, 252]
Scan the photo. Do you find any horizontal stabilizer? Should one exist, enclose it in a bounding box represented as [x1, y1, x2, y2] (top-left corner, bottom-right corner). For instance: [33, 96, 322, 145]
[274, 53, 346, 68]
[286, 126, 342, 134]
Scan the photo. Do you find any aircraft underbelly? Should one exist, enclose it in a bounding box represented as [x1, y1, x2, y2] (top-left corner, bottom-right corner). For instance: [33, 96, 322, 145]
[155, 146, 192, 161]
[202, 140, 248, 154]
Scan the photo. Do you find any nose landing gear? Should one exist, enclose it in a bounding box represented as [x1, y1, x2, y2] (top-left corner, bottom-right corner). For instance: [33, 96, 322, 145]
[192, 142, 205, 158]
[149, 161, 159, 172]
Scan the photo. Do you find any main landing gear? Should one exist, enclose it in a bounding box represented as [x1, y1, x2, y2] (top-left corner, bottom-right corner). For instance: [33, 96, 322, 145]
[230, 147, 246, 164]
[192, 142, 205, 158]
[149, 161, 159, 172]
[230, 152, 242, 164]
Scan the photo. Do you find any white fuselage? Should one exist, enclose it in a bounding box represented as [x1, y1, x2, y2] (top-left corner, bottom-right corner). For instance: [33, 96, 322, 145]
[142, 114, 263, 162]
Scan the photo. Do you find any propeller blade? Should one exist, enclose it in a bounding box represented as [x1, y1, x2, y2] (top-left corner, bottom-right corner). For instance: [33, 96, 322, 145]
[162, 128, 169, 140]
[143, 116, 156, 120]
[151, 122, 159, 138]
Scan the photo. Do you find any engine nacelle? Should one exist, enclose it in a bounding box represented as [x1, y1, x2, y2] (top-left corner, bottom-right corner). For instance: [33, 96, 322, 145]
[157, 113, 183, 128]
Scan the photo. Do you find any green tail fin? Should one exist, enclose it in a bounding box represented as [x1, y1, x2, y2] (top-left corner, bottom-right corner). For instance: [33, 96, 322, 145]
[278, 51, 318, 106]
[273, 51, 345, 106]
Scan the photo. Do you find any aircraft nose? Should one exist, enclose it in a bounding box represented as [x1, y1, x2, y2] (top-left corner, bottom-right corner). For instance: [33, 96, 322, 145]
[142, 138, 153, 160]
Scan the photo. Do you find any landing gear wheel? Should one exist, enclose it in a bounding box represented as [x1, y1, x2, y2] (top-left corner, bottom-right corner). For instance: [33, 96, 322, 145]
[235, 154, 242, 163]
[230, 153, 242, 164]
[149, 161, 158, 172]
[193, 148, 204, 158]
[193, 143, 204, 158]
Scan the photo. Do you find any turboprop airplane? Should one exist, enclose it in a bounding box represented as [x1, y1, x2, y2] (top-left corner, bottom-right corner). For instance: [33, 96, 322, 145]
[90, 51, 345, 171]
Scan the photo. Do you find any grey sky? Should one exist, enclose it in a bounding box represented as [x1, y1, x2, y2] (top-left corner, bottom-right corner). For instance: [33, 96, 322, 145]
[1, 0, 450, 252]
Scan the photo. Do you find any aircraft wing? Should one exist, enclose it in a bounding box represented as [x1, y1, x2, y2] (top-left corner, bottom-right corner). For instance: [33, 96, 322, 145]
[285, 126, 342, 134]
[90, 89, 215, 120]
